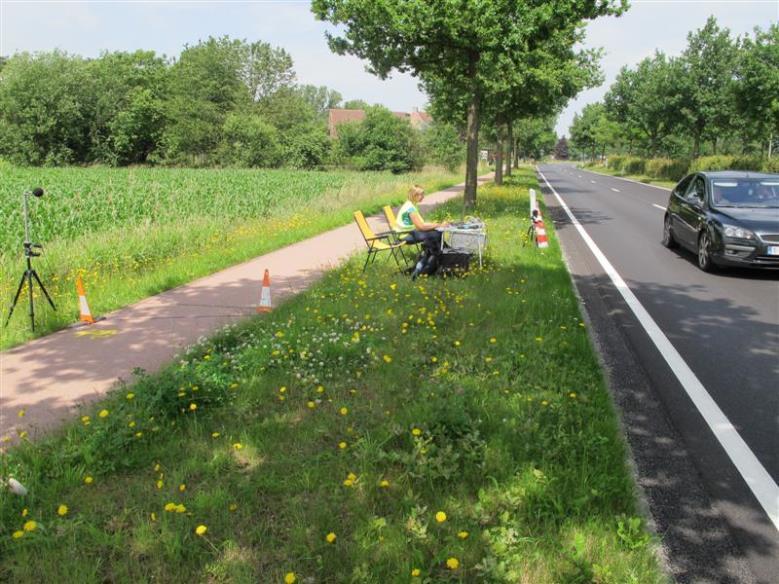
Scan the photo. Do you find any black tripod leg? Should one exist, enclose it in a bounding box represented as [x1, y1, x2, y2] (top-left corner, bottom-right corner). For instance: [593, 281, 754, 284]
[31, 270, 56, 310]
[27, 271, 35, 332]
[4, 271, 28, 327]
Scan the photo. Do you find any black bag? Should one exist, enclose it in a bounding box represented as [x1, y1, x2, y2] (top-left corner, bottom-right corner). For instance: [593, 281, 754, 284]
[438, 249, 471, 274]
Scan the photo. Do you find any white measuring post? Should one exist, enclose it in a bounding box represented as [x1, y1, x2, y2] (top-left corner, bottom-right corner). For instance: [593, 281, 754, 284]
[529, 188, 537, 218]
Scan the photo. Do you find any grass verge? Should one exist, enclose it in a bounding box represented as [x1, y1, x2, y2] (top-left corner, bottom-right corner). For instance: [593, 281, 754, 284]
[0, 167, 460, 349]
[581, 164, 676, 190]
[0, 168, 667, 583]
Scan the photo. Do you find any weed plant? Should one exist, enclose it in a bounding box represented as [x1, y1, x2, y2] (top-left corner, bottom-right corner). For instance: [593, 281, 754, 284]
[0, 169, 667, 583]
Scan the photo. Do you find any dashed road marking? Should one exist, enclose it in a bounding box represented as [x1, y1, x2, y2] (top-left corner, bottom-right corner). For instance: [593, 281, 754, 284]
[611, 187, 620, 193]
[652, 204, 666, 211]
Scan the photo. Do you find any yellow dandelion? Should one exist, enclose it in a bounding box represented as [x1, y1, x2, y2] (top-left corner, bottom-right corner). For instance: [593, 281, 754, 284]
[284, 573, 296, 584]
[212, 432, 220, 438]
[490, 337, 497, 344]
[446, 557, 460, 570]
[84, 476, 94, 485]
[81, 415, 91, 424]
[325, 532, 336, 543]
[23, 520, 37, 532]
[98, 409, 109, 418]
[307, 401, 316, 409]
[338, 441, 347, 449]
[17, 409, 25, 418]
[175, 504, 186, 513]
[233, 442, 243, 450]
[383, 354, 392, 363]
[339, 407, 348, 416]
[189, 403, 197, 411]
[164, 503, 176, 512]
[343, 478, 354, 487]
[411, 428, 422, 437]
[21, 508, 28, 517]
[229, 503, 238, 512]
[156, 480, 164, 489]
[316, 385, 325, 394]
[150, 512, 157, 521]
[195, 525, 208, 536]
[435, 511, 447, 523]
[154, 463, 161, 472]
[411, 568, 421, 577]
[57, 504, 68, 517]
[126, 392, 135, 400]
[12, 530, 24, 539]
[458, 530, 469, 539]
[128, 420, 136, 428]
[347, 472, 357, 481]
[379, 480, 390, 488]
[179, 483, 186, 492]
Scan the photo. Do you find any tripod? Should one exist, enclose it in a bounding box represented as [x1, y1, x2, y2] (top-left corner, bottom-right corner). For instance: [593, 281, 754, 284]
[5, 189, 56, 331]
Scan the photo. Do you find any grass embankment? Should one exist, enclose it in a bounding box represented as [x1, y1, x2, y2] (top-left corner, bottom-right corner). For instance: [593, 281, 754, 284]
[0, 166, 460, 349]
[0, 169, 666, 583]
[581, 164, 676, 190]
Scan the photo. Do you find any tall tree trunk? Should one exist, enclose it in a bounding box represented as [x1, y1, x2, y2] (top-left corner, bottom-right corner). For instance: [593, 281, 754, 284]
[494, 126, 504, 186]
[464, 91, 480, 211]
[769, 133, 773, 158]
[514, 138, 520, 168]
[505, 122, 513, 177]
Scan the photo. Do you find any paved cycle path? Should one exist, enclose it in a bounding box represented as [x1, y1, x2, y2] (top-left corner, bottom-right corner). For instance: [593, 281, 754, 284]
[1, 177, 489, 443]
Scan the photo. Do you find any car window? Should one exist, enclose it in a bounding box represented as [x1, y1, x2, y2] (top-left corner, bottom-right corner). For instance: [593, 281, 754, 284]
[685, 176, 705, 204]
[673, 175, 694, 198]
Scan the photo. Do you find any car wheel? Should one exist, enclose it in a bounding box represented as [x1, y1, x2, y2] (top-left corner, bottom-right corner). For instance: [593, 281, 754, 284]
[662, 214, 677, 249]
[697, 231, 717, 272]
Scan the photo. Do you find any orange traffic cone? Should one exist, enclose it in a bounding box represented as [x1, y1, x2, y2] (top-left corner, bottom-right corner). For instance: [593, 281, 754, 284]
[257, 269, 272, 313]
[534, 218, 549, 249]
[76, 276, 96, 324]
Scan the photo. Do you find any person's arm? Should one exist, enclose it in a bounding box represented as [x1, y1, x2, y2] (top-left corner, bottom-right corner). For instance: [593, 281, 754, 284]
[410, 211, 448, 231]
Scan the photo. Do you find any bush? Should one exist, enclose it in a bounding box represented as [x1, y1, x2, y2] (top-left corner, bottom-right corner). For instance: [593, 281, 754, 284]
[762, 157, 779, 173]
[688, 155, 735, 172]
[644, 158, 690, 181]
[607, 155, 627, 171]
[217, 113, 283, 168]
[622, 157, 646, 175]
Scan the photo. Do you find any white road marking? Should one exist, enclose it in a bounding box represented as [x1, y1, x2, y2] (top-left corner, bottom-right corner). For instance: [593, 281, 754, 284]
[590, 180, 596, 184]
[611, 187, 620, 193]
[580, 167, 671, 192]
[537, 167, 779, 532]
[652, 204, 666, 211]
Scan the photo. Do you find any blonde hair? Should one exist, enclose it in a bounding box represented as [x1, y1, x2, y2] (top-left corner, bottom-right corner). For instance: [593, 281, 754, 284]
[408, 185, 425, 203]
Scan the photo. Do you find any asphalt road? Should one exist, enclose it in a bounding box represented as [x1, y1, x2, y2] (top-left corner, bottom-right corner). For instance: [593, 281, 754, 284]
[536, 163, 779, 584]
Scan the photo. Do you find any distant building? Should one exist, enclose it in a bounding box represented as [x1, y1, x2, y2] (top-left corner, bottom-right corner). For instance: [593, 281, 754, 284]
[328, 107, 432, 138]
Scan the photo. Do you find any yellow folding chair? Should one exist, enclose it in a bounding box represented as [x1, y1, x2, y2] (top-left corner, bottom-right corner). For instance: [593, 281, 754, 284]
[383, 205, 418, 257]
[354, 210, 408, 272]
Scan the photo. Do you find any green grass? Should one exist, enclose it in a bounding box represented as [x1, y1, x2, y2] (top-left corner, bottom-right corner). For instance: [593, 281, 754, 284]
[581, 164, 676, 190]
[0, 165, 460, 349]
[0, 168, 667, 583]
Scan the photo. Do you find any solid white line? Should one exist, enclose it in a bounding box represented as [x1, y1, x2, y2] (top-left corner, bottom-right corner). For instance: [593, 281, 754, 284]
[537, 167, 779, 532]
[652, 204, 667, 211]
[611, 187, 620, 193]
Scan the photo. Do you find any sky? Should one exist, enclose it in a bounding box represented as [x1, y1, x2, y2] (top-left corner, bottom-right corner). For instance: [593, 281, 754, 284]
[0, 0, 776, 137]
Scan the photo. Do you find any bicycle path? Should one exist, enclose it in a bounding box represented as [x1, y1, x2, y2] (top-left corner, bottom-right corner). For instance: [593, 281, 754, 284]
[0, 177, 489, 444]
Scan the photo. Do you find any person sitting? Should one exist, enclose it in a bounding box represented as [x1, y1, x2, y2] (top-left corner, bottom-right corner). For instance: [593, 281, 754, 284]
[396, 185, 449, 249]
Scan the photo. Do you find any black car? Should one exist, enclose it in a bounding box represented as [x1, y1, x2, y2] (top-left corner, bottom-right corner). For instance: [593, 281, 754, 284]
[662, 171, 779, 271]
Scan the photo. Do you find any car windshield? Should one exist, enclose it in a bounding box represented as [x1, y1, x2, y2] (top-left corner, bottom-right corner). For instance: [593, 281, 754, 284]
[710, 179, 779, 208]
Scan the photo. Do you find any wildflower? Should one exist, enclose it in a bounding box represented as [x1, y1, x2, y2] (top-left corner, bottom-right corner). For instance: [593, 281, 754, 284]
[338, 441, 347, 449]
[150, 512, 157, 521]
[435, 511, 447, 523]
[23, 520, 37, 532]
[411, 428, 422, 437]
[21, 508, 28, 517]
[175, 504, 186, 513]
[189, 403, 197, 411]
[128, 421, 136, 428]
[154, 463, 161, 472]
[17, 409, 25, 418]
[98, 409, 109, 418]
[343, 478, 354, 487]
[569, 392, 577, 399]
[212, 432, 220, 438]
[230, 383, 239, 390]
[156, 480, 164, 489]
[279, 386, 287, 393]
[307, 401, 316, 409]
[316, 385, 325, 394]
[379, 479, 390, 488]
[347, 472, 357, 481]
[195, 525, 208, 536]
[126, 392, 135, 400]
[164, 503, 176, 512]
[490, 337, 497, 344]
[458, 530, 469, 539]
[339, 407, 348, 416]
[179, 484, 186, 492]
[229, 503, 238, 512]
[284, 573, 296, 584]
[81, 415, 91, 425]
[325, 532, 336, 543]
[57, 504, 68, 517]
[233, 442, 243, 450]
[383, 355, 392, 363]
[84, 476, 94, 485]
[12, 531, 24, 539]
[454, 340, 461, 347]
[446, 557, 460, 570]
[431, 356, 438, 363]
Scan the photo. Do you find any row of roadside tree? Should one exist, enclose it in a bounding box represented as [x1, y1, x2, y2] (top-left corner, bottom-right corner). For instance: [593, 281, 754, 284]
[568, 18, 777, 164]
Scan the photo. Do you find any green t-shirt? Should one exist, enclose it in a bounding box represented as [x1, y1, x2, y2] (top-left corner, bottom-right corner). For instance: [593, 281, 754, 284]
[397, 200, 420, 230]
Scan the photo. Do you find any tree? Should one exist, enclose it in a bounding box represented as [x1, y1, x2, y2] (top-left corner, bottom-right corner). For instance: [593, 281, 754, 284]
[297, 84, 343, 117]
[241, 41, 296, 102]
[678, 17, 739, 157]
[342, 99, 370, 110]
[217, 112, 282, 167]
[335, 106, 423, 173]
[604, 53, 684, 157]
[555, 136, 569, 160]
[514, 117, 557, 161]
[312, 0, 627, 209]
[735, 24, 779, 156]
[422, 120, 465, 172]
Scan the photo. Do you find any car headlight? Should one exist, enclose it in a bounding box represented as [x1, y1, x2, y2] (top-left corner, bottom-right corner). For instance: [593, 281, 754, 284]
[722, 224, 755, 240]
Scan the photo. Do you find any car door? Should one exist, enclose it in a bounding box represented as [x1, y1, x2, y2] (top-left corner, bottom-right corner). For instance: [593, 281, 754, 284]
[669, 174, 694, 242]
[677, 175, 706, 248]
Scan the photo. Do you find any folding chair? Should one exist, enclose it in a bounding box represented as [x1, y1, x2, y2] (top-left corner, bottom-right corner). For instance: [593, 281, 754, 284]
[382, 204, 418, 261]
[353, 211, 408, 272]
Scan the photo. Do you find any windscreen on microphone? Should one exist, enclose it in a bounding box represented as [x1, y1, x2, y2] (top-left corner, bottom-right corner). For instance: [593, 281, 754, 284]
[32, 187, 44, 197]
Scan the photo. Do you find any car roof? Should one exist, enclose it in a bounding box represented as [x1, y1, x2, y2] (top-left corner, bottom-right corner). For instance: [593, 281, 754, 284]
[701, 171, 779, 180]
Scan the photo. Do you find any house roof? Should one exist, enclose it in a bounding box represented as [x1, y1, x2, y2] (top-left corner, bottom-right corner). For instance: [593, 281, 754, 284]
[327, 108, 431, 137]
